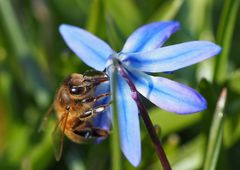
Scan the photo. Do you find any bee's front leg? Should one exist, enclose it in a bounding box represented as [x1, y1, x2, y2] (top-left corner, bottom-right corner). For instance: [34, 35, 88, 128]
[83, 70, 109, 86]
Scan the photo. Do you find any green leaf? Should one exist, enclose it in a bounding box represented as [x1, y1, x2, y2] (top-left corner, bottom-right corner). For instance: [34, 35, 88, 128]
[203, 88, 227, 170]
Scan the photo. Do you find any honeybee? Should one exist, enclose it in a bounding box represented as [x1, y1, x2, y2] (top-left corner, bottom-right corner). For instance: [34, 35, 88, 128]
[40, 70, 111, 161]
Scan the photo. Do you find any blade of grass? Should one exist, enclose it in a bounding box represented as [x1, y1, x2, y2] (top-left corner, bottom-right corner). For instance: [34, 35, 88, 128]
[186, 0, 215, 38]
[105, 16, 123, 51]
[216, 0, 232, 44]
[213, 0, 240, 83]
[203, 88, 227, 170]
[148, 0, 184, 21]
[86, 0, 103, 34]
[104, 0, 141, 36]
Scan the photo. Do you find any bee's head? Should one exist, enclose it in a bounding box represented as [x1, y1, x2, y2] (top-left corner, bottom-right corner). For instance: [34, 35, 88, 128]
[65, 74, 93, 96]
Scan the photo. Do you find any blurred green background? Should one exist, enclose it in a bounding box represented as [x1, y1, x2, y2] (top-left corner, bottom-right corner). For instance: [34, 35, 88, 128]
[0, 0, 239, 169]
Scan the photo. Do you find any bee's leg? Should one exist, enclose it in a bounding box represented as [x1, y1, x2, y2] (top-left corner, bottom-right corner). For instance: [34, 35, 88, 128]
[79, 93, 110, 104]
[73, 125, 109, 139]
[78, 103, 111, 121]
[91, 127, 109, 138]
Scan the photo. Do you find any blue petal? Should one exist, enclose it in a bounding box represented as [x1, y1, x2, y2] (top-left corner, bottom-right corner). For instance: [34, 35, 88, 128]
[127, 68, 207, 114]
[59, 24, 114, 71]
[121, 21, 180, 53]
[93, 82, 112, 130]
[112, 72, 141, 166]
[122, 41, 221, 72]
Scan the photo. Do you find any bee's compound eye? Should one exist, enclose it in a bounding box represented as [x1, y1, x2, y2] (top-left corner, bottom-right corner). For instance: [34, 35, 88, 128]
[70, 86, 85, 95]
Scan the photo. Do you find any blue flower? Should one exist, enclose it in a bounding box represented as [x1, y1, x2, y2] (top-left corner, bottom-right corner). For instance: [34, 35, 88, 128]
[59, 21, 221, 166]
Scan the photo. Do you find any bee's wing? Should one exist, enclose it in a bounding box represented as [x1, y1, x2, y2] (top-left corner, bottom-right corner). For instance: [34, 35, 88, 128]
[52, 111, 69, 161]
[38, 104, 54, 132]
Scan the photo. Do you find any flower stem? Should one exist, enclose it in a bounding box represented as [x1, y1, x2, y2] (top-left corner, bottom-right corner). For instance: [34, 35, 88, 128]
[110, 65, 122, 170]
[117, 62, 171, 170]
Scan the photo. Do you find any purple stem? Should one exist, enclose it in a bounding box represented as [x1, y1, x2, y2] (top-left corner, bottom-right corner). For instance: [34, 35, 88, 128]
[117, 62, 171, 170]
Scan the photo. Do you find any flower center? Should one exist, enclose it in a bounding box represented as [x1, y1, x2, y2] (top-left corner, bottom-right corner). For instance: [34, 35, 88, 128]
[106, 53, 122, 74]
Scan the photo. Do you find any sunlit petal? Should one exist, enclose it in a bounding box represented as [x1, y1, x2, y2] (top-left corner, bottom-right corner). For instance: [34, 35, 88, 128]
[121, 21, 180, 53]
[122, 41, 221, 72]
[127, 68, 207, 114]
[59, 24, 114, 71]
[113, 72, 141, 166]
